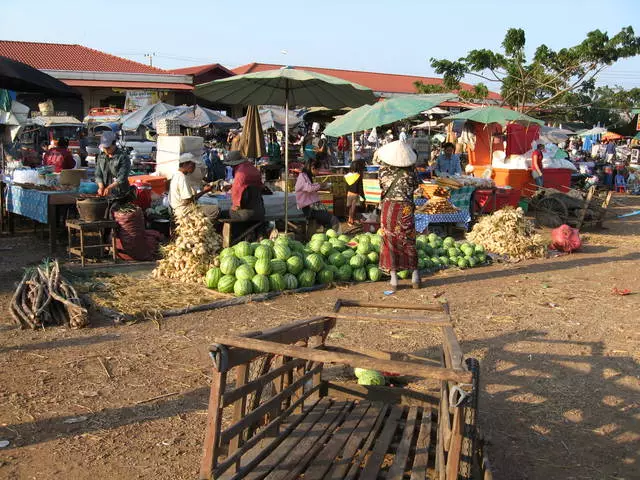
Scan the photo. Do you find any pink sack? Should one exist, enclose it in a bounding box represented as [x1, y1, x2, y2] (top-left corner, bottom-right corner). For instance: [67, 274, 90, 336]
[551, 224, 582, 252]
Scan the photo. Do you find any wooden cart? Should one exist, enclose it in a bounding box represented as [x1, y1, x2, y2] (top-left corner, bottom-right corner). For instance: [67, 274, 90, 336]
[529, 185, 613, 230]
[199, 299, 491, 480]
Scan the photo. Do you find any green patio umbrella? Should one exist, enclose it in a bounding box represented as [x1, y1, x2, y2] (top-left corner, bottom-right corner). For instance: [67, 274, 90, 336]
[443, 106, 544, 126]
[323, 94, 456, 137]
[195, 67, 376, 229]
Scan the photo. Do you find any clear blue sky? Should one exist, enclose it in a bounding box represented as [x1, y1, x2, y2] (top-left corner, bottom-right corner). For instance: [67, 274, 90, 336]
[2, 0, 639, 88]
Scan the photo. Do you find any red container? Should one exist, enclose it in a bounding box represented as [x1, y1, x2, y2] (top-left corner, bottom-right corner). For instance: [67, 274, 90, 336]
[474, 188, 521, 213]
[543, 168, 572, 192]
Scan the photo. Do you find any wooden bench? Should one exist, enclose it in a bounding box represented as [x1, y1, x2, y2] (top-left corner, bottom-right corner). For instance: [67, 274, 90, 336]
[199, 299, 491, 480]
[219, 214, 308, 248]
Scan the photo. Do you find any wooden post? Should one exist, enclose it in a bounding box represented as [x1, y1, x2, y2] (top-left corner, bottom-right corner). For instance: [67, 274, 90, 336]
[576, 186, 594, 230]
[199, 370, 227, 480]
[229, 364, 249, 472]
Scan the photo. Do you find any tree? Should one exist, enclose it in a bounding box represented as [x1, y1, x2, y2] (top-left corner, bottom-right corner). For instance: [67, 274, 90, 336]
[559, 85, 640, 126]
[414, 80, 489, 103]
[428, 27, 640, 113]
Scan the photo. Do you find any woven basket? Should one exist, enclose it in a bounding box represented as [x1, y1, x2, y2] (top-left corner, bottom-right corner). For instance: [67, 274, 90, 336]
[156, 118, 181, 136]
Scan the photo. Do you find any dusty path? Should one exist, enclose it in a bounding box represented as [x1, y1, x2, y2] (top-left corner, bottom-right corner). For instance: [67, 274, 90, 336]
[0, 197, 638, 479]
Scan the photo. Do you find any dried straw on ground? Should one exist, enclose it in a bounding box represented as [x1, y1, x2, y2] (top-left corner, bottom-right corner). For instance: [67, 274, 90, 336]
[466, 207, 548, 261]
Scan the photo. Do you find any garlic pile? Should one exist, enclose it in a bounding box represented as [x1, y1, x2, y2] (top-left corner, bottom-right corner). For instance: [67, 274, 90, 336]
[152, 206, 222, 283]
[466, 207, 548, 261]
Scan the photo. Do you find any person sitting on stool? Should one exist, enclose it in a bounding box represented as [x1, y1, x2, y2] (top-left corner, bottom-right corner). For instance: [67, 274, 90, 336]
[169, 153, 219, 222]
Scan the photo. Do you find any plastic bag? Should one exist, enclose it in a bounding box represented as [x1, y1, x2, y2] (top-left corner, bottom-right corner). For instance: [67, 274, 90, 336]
[113, 207, 156, 261]
[550, 224, 582, 252]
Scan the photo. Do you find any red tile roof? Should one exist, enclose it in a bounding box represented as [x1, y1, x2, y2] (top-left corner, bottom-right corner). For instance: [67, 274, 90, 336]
[64, 80, 192, 90]
[168, 63, 235, 76]
[0, 40, 167, 73]
[232, 63, 501, 100]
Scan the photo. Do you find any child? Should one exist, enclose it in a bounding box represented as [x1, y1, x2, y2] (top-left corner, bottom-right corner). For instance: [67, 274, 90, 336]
[346, 160, 365, 225]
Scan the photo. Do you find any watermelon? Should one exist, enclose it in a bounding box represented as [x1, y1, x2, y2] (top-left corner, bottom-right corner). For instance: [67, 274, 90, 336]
[317, 268, 335, 284]
[474, 244, 485, 254]
[283, 273, 298, 290]
[297, 269, 316, 287]
[219, 247, 235, 258]
[367, 251, 379, 264]
[397, 270, 411, 280]
[204, 267, 223, 289]
[270, 258, 287, 275]
[250, 242, 260, 254]
[285, 255, 304, 274]
[468, 256, 478, 267]
[274, 244, 291, 260]
[235, 264, 255, 281]
[338, 234, 350, 243]
[269, 273, 285, 292]
[220, 256, 240, 275]
[358, 370, 385, 386]
[255, 258, 272, 275]
[305, 253, 325, 272]
[234, 241, 252, 258]
[356, 243, 371, 255]
[254, 245, 274, 260]
[260, 239, 274, 247]
[251, 274, 271, 293]
[477, 253, 487, 263]
[328, 252, 345, 267]
[443, 237, 455, 247]
[367, 266, 382, 282]
[326, 228, 338, 238]
[349, 254, 366, 269]
[457, 257, 469, 269]
[336, 264, 352, 281]
[326, 264, 339, 274]
[370, 235, 381, 246]
[341, 249, 356, 261]
[447, 247, 458, 258]
[352, 267, 367, 282]
[418, 258, 426, 269]
[234, 278, 253, 296]
[320, 242, 334, 257]
[274, 236, 290, 246]
[217, 275, 236, 294]
[311, 233, 328, 243]
[309, 240, 324, 253]
[241, 255, 258, 268]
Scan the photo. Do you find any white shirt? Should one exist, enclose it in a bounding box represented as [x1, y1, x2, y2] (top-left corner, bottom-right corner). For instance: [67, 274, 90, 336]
[169, 170, 196, 217]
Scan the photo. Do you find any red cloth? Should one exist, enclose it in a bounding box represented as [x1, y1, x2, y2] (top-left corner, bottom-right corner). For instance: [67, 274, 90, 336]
[43, 147, 75, 172]
[379, 200, 417, 271]
[506, 124, 540, 156]
[531, 149, 544, 173]
[231, 162, 263, 209]
[337, 136, 350, 152]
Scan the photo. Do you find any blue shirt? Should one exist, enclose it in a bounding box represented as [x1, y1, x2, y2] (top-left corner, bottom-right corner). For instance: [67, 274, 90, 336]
[435, 153, 462, 175]
[605, 143, 616, 155]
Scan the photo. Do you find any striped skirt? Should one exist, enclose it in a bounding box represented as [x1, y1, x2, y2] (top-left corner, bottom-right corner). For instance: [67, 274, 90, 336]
[379, 200, 417, 272]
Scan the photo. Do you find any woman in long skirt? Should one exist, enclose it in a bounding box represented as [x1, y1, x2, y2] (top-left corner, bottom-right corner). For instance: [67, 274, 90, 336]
[377, 141, 421, 291]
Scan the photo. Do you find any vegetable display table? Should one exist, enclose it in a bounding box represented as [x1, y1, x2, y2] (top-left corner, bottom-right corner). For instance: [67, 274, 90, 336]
[5, 184, 81, 253]
[414, 198, 472, 233]
[66, 219, 118, 267]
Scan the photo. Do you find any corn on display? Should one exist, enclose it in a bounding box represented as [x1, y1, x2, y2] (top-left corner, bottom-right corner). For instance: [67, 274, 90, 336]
[152, 206, 222, 283]
[466, 207, 548, 260]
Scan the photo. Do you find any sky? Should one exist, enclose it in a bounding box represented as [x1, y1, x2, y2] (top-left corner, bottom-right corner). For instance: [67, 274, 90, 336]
[2, 0, 640, 89]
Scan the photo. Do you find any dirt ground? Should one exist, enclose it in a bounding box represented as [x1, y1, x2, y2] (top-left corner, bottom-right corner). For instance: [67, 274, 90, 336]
[0, 197, 638, 480]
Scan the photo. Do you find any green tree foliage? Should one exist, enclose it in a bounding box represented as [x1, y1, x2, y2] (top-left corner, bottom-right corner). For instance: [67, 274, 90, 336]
[560, 86, 640, 126]
[428, 27, 640, 112]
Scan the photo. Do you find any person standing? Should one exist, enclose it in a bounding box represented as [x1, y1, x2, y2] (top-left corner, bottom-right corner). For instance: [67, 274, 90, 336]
[346, 159, 365, 225]
[95, 131, 131, 198]
[604, 140, 616, 163]
[531, 143, 545, 187]
[434, 142, 462, 176]
[337, 135, 350, 164]
[43, 137, 75, 173]
[377, 141, 421, 291]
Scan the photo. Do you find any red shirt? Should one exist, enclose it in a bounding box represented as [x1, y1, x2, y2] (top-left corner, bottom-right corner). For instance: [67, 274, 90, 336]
[44, 147, 75, 173]
[231, 162, 263, 209]
[531, 149, 544, 173]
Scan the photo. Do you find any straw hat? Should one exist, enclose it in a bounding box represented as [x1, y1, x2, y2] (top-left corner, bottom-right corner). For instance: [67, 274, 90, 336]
[376, 140, 416, 167]
[224, 150, 246, 166]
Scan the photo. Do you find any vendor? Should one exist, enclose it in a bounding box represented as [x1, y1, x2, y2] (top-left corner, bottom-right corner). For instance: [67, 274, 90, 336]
[531, 143, 545, 187]
[295, 158, 341, 231]
[169, 153, 219, 221]
[434, 142, 461, 176]
[43, 137, 75, 173]
[225, 150, 265, 221]
[95, 131, 131, 198]
[264, 132, 282, 181]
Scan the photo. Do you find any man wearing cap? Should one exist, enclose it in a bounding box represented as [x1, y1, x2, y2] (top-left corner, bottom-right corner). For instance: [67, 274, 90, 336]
[169, 153, 219, 221]
[95, 131, 131, 198]
[224, 151, 265, 222]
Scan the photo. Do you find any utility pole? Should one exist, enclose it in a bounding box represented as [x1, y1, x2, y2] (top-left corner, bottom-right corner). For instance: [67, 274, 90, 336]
[144, 53, 156, 67]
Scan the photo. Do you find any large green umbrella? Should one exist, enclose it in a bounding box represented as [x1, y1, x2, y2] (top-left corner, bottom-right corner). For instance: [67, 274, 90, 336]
[443, 106, 544, 126]
[324, 94, 456, 137]
[195, 67, 376, 229]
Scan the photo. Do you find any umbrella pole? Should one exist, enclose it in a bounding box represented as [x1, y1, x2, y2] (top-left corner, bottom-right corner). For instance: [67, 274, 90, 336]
[351, 132, 355, 165]
[284, 89, 289, 233]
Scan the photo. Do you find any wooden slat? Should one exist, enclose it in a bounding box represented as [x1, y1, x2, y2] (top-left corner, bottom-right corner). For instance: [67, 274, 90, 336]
[326, 382, 437, 407]
[229, 364, 250, 465]
[199, 371, 227, 480]
[221, 364, 322, 444]
[302, 402, 371, 480]
[445, 407, 464, 480]
[223, 359, 306, 407]
[327, 402, 386, 480]
[264, 402, 349, 480]
[324, 345, 442, 366]
[359, 406, 403, 480]
[576, 186, 594, 230]
[336, 299, 444, 311]
[211, 334, 472, 383]
[409, 407, 432, 480]
[323, 311, 451, 327]
[386, 407, 419, 480]
[442, 325, 464, 370]
[214, 386, 321, 479]
[240, 399, 333, 480]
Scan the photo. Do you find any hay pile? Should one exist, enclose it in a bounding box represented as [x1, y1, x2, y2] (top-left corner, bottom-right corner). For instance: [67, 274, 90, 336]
[466, 207, 548, 260]
[153, 206, 222, 283]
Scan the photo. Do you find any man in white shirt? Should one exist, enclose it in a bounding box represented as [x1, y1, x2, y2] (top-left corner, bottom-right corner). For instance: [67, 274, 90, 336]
[169, 154, 219, 221]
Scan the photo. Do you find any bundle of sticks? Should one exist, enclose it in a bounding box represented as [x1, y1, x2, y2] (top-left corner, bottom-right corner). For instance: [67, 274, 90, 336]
[10, 260, 89, 330]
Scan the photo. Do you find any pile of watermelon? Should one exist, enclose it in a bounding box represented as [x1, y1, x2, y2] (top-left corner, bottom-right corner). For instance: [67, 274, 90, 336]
[204, 230, 490, 296]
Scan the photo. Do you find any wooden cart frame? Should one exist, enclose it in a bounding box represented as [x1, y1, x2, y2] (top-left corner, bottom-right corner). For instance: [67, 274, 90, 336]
[199, 300, 492, 480]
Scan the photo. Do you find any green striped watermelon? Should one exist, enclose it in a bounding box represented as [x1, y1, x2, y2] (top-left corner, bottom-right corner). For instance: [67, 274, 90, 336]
[252, 274, 271, 293]
[254, 245, 274, 260]
[260, 239, 274, 247]
[270, 259, 287, 275]
[353, 267, 367, 282]
[286, 256, 304, 275]
[367, 266, 382, 282]
[241, 256, 258, 268]
[254, 258, 272, 275]
[233, 241, 252, 258]
[220, 256, 241, 275]
[349, 254, 365, 269]
[317, 268, 334, 284]
[234, 279, 253, 296]
[235, 264, 255, 281]
[269, 273, 285, 292]
[219, 247, 235, 258]
[341, 249, 356, 260]
[217, 275, 236, 293]
[336, 264, 352, 281]
[328, 252, 345, 267]
[297, 269, 316, 287]
[283, 273, 298, 290]
[274, 244, 291, 260]
[204, 267, 223, 289]
[305, 253, 325, 273]
[367, 251, 379, 264]
[320, 242, 334, 257]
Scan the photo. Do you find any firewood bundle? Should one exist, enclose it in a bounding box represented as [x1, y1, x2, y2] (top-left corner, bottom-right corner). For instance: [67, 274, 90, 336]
[10, 260, 89, 330]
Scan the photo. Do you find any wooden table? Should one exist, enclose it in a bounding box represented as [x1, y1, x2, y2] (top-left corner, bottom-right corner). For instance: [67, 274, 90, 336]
[66, 218, 118, 267]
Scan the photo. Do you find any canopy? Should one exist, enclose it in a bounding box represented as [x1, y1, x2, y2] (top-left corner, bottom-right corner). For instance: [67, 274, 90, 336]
[31, 115, 82, 127]
[0, 55, 78, 97]
[238, 106, 303, 131]
[539, 126, 570, 144]
[324, 94, 456, 137]
[443, 106, 544, 126]
[601, 131, 624, 141]
[153, 105, 239, 129]
[120, 102, 175, 131]
[576, 126, 607, 137]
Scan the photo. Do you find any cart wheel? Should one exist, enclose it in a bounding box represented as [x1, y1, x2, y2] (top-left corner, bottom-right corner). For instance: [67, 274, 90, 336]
[535, 196, 568, 228]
